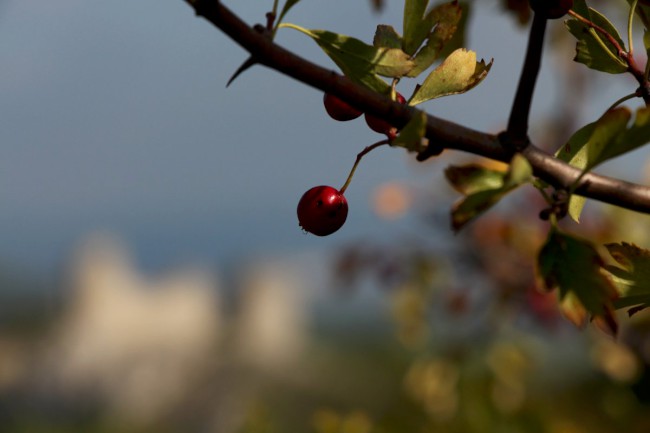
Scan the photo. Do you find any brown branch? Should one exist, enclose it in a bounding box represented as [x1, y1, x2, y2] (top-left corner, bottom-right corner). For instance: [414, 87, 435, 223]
[506, 12, 546, 145]
[184, 0, 650, 214]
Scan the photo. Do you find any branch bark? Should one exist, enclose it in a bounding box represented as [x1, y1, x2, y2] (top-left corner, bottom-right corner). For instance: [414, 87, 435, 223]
[184, 0, 650, 214]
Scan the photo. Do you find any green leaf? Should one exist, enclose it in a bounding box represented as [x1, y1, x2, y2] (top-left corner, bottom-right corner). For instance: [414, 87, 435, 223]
[537, 229, 618, 318]
[557, 107, 650, 170]
[566, 6, 628, 73]
[450, 189, 507, 231]
[604, 242, 650, 314]
[280, 23, 416, 92]
[571, 0, 589, 17]
[557, 108, 650, 221]
[557, 108, 630, 172]
[445, 164, 506, 195]
[403, 0, 436, 55]
[600, 107, 650, 161]
[391, 111, 428, 153]
[437, 2, 469, 60]
[566, 196, 587, 223]
[277, 0, 302, 26]
[447, 154, 531, 231]
[373, 25, 402, 49]
[281, 24, 414, 77]
[504, 152, 534, 187]
[407, 1, 463, 78]
[409, 49, 492, 105]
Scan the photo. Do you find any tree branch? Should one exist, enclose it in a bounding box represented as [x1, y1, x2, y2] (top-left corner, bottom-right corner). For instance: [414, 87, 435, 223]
[506, 12, 546, 145]
[184, 0, 650, 214]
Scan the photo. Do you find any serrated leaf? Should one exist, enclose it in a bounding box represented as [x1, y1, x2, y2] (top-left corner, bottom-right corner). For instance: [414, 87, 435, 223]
[604, 242, 650, 315]
[280, 24, 414, 92]
[391, 111, 428, 153]
[407, 1, 463, 78]
[409, 49, 492, 105]
[566, 6, 628, 73]
[537, 229, 618, 319]
[605, 242, 650, 293]
[557, 108, 650, 222]
[448, 153, 531, 231]
[373, 25, 402, 49]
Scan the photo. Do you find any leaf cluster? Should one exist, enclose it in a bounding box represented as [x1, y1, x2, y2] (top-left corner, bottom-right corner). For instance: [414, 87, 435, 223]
[279, 0, 492, 104]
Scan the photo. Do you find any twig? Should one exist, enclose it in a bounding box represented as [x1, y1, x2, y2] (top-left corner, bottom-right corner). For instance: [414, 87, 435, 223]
[506, 12, 547, 146]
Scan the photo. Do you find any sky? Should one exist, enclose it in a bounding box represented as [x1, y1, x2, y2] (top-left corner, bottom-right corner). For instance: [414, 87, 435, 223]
[0, 0, 637, 278]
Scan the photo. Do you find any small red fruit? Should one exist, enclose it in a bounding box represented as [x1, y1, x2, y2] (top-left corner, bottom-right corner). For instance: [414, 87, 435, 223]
[297, 185, 348, 236]
[364, 92, 406, 140]
[323, 93, 363, 121]
[529, 0, 573, 19]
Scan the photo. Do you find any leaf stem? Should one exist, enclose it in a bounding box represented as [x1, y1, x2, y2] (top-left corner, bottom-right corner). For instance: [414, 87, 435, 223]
[339, 139, 389, 194]
[604, 92, 638, 113]
[629, 0, 638, 57]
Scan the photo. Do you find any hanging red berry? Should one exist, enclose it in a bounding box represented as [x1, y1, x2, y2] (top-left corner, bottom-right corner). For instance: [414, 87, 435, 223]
[297, 185, 348, 236]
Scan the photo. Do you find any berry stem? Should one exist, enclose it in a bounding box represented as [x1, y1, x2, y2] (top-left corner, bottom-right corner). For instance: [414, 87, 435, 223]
[339, 139, 389, 194]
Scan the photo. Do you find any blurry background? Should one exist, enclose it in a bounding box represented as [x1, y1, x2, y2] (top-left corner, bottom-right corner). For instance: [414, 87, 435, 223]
[1, 0, 650, 432]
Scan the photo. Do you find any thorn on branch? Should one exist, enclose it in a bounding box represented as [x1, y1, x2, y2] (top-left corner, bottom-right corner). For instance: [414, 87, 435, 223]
[226, 56, 258, 87]
[265, 12, 276, 31]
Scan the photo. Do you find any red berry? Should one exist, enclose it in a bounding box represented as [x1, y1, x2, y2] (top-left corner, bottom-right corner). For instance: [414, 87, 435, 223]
[364, 92, 406, 140]
[529, 0, 573, 19]
[297, 185, 348, 236]
[323, 93, 363, 121]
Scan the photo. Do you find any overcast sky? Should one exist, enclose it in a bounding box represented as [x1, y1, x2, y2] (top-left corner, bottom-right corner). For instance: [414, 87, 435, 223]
[0, 1, 635, 276]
